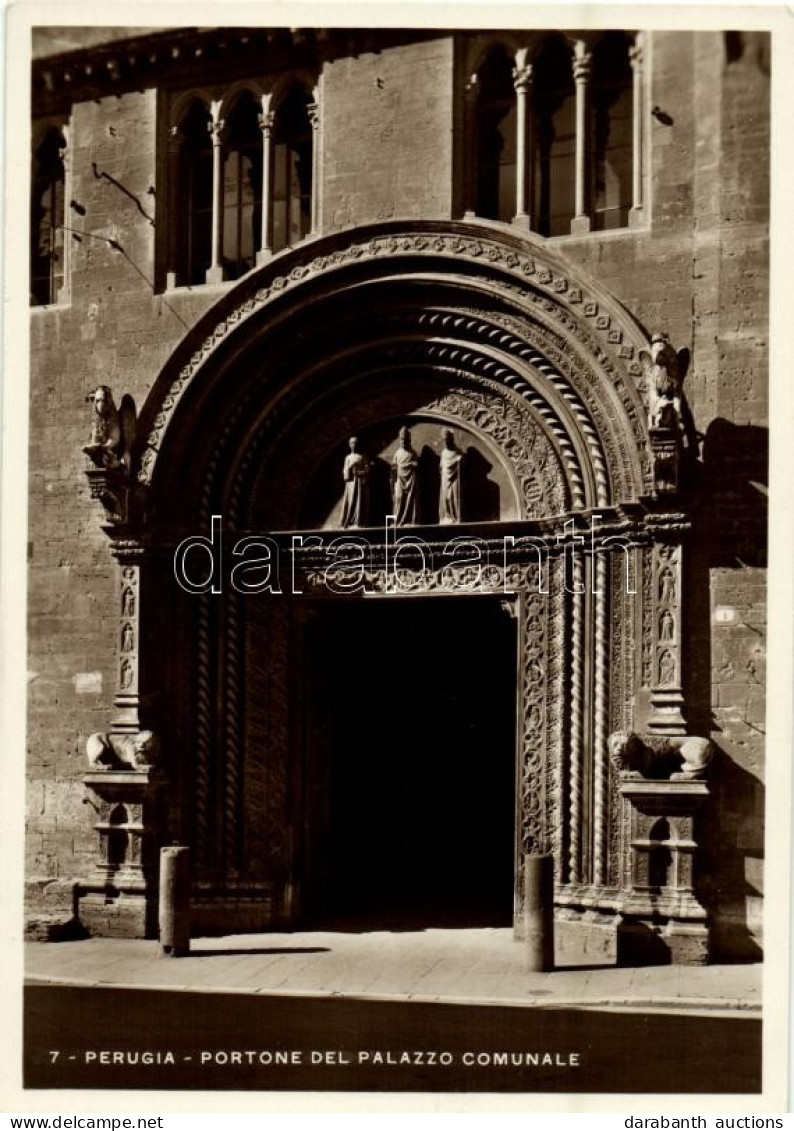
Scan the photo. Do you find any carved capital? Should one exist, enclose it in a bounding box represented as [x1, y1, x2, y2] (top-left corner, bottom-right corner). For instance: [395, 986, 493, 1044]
[207, 117, 225, 144]
[307, 101, 320, 129]
[572, 53, 592, 83]
[629, 34, 645, 70]
[258, 110, 275, 135]
[512, 63, 532, 93]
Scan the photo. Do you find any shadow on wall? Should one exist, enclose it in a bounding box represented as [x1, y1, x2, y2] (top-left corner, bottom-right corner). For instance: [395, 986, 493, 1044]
[696, 745, 764, 963]
[684, 419, 768, 962]
[698, 419, 768, 569]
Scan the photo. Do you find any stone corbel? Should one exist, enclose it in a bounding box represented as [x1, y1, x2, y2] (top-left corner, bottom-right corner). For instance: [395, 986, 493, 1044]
[85, 464, 133, 524]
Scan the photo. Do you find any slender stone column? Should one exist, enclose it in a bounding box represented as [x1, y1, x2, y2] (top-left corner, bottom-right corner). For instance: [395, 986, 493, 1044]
[462, 75, 479, 218]
[56, 124, 71, 304]
[256, 97, 274, 266]
[165, 125, 183, 290]
[571, 40, 592, 235]
[512, 48, 532, 230]
[308, 85, 321, 235]
[205, 99, 225, 284]
[629, 33, 645, 226]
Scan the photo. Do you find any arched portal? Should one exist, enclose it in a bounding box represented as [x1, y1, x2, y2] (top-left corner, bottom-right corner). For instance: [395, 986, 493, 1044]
[82, 221, 711, 960]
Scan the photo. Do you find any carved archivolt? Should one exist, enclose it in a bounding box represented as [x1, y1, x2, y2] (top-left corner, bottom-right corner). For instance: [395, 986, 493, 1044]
[137, 221, 651, 508]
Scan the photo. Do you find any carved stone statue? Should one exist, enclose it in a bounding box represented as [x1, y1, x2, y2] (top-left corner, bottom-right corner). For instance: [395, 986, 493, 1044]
[87, 730, 161, 771]
[659, 649, 676, 686]
[83, 386, 122, 468]
[391, 426, 419, 525]
[340, 436, 370, 528]
[659, 567, 676, 604]
[640, 333, 683, 431]
[83, 386, 136, 474]
[439, 428, 463, 524]
[659, 610, 674, 642]
[608, 730, 714, 781]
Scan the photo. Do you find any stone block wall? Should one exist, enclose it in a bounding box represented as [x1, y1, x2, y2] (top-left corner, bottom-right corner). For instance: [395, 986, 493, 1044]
[26, 29, 768, 959]
[321, 36, 454, 228]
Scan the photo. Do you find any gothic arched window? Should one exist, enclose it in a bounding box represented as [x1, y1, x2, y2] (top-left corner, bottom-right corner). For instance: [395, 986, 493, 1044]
[463, 31, 643, 237]
[592, 32, 634, 231]
[31, 125, 66, 306]
[474, 46, 518, 223]
[222, 91, 263, 280]
[532, 36, 577, 237]
[172, 99, 213, 287]
[272, 85, 313, 254]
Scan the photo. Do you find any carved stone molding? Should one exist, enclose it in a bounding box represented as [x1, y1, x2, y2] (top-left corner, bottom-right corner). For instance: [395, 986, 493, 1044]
[135, 222, 651, 498]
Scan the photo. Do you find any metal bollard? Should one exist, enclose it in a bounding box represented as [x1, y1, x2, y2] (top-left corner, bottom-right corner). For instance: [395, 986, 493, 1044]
[158, 845, 191, 957]
[524, 853, 554, 972]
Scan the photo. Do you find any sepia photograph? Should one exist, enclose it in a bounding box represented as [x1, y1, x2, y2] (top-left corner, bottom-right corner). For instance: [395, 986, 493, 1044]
[6, 0, 792, 1112]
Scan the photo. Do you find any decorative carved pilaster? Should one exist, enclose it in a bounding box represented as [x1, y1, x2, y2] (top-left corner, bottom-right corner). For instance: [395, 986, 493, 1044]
[568, 557, 585, 884]
[571, 41, 592, 235]
[79, 536, 166, 937]
[512, 49, 533, 229]
[648, 542, 686, 735]
[520, 587, 548, 859]
[256, 99, 275, 265]
[206, 99, 225, 284]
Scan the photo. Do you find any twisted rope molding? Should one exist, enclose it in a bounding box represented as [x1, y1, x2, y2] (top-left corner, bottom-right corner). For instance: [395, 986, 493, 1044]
[224, 591, 241, 873]
[593, 554, 609, 887]
[194, 593, 212, 870]
[569, 558, 585, 884]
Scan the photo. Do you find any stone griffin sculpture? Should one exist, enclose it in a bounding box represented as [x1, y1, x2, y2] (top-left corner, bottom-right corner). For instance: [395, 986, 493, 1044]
[638, 334, 694, 496]
[83, 386, 136, 471]
[640, 333, 684, 431]
[82, 387, 138, 522]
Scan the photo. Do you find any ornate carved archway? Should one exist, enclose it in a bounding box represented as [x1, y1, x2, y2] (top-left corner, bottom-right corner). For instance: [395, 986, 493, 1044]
[81, 220, 713, 962]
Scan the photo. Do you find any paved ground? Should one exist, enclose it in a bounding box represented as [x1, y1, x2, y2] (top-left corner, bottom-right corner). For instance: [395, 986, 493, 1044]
[25, 927, 761, 1015]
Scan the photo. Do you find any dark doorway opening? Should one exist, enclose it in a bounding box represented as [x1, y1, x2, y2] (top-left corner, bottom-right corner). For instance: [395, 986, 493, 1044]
[301, 596, 517, 930]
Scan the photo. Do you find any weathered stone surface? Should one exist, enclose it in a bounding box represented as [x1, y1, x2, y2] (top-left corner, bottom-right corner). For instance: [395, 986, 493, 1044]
[26, 29, 767, 960]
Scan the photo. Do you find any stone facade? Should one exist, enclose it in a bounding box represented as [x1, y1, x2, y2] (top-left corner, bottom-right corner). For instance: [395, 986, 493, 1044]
[27, 27, 768, 960]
